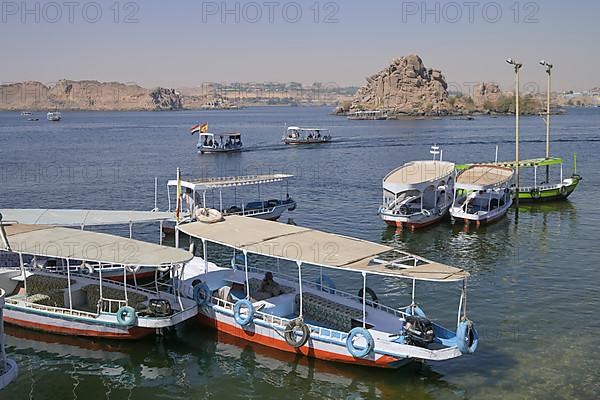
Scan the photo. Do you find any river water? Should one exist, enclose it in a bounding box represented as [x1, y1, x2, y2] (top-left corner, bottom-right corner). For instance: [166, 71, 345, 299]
[0, 107, 598, 399]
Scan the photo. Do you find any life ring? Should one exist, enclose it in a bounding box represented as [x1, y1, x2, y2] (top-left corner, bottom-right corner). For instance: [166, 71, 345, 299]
[358, 287, 379, 307]
[284, 318, 311, 348]
[405, 305, 426, 318]
[346, 327, 374, 358]
[233, 299, 255, 326]
[126, 265, 141, 273]
[193, 283, 211, 306]
[195, 208, 223, 224]
[287, 200, 297, 211]
[559, 185, 567, 195]
[158, 265, 171, 273]
[421, 209, 432, 217]
[116, 306, 137, 326]
[530, 189, 542, 200]
[456, 319, 479, 354]
[315, 274, 336, 293]
[79, 263, 94, 275]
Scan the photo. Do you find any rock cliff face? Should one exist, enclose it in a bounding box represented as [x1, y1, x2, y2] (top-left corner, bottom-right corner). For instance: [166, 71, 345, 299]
[0, 80, 183, 111]
[351, 55, 449, 116]
[472, 82, 503, 108]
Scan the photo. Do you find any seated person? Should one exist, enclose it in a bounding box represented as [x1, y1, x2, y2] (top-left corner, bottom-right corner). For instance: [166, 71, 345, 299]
[254, 272, 282, 300]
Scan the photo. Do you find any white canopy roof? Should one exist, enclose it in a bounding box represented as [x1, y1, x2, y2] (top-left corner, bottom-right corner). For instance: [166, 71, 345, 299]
[456, 165, 514, 190]
[167, 174, 293, 191]
[0, 209, 175, 227]
[1, 224, 193, 267]
[178, 216, 467, 282]
[383, 161, 455, 193]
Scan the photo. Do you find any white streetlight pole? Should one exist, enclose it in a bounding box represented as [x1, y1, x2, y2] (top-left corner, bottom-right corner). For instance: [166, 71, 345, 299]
[540, 60, 554, 182]
[507, 58, 523, 211]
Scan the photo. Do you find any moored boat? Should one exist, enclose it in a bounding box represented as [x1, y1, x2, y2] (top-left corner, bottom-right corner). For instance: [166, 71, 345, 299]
[283, 127, 331, 144]
[379, 159, 455, 230]
[0, 220, 197, 340]
[174, 216, 478, 369]
[495, 157, 581, 202]
[450, 165, 514, 227]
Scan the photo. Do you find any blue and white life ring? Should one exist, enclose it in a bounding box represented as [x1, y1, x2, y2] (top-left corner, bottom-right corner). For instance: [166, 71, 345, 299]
[193, 283, 211, 306]
[456, 319, 479, 354]
[346, 327, 374, 359]
[116, 306, 137, 326]
[233, 299, 254, 326]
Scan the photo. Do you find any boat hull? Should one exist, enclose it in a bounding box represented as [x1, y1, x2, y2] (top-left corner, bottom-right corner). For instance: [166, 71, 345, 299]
[516, 176, 581, 203]
[451, 206, 509, 227]
[3, 305, 152, 340]
[381, 208, 448, 230]
[196, 310, 403, 369]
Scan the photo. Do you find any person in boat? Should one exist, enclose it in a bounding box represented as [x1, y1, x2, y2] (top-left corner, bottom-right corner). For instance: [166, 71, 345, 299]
[203, 137, 209, 147]
[255, 271, 282, 300]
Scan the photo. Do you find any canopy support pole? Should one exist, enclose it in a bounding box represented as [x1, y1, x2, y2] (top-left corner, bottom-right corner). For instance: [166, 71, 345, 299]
[244, 250, 250, 299]
[66, 258, 73, 310]
[98, 262, 103, 311]
[167, 184, 172, 212]
[123, 267, 129, 305]
[129, 221, 133, 239]
[534, 166, 538, 188]
[175, 226, 180, 249]
[175, 263, 183, 310]
[159, 221, 163, 245]
[154, 177, 158, 211]
[411, 279, 416, 313]
[219, 190, 223, 212]
[362, 272, 367, 328]
[297, 261, 303, 318]
[19, 253, 27, 297]
[203, 239, 208, 277]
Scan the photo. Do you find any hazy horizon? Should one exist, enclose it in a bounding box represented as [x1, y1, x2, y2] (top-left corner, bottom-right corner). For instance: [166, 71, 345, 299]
[2, 0, 599, 94]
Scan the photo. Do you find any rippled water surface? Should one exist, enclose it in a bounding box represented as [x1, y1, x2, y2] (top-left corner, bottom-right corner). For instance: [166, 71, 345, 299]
[1, 107, 599, 399]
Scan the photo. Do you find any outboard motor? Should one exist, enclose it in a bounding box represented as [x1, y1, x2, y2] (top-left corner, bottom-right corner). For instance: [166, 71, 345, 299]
[148, 299, 173, 317]
[404, 315, 435, 347]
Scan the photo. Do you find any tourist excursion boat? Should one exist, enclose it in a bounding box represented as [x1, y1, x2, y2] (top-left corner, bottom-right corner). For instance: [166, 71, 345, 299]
[198, 132, 243, 153]
[46, 112, 62, 121]
[0, 219, 197, 340]
[450, 165, 514, 226]
[496, 157, 581, 202]
[347, 110, 388, 120]
[379, 151, 455, 229]
[174, 216, 478, 369]
[283, 127, 332, 144]
[0, 287, 18, 389]
[21, 111, 32, 116]
[0, 208, 177, 282]
[165, 172, 296, 228]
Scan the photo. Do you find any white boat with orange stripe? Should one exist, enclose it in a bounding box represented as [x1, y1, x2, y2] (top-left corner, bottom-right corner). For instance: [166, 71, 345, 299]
[175, 216, 478, 369]
[0, 216, 197, 340]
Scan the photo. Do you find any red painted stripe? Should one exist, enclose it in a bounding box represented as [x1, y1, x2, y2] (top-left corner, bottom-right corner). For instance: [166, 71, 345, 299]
[4, 315, 151, 340]
[197, 314, 399, 368]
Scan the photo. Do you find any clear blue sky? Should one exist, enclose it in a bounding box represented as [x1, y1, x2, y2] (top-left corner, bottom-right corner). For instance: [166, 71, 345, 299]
[1, 0, 598, 92]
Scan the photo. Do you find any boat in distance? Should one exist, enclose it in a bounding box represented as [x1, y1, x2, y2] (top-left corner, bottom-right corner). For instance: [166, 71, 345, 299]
[283, 127, 332, 144]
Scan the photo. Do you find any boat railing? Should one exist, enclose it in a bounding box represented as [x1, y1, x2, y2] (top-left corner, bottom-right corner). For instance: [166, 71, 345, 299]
[99, 298, 127, 314]
[518, 183, 562, 192]
[5, 297, 99, 319]
[50, 269, 161, 296]
[237, 264, 409, 320]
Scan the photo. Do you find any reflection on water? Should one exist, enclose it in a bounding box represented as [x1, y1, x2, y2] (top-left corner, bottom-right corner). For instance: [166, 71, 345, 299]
[0, 107, 599, 399]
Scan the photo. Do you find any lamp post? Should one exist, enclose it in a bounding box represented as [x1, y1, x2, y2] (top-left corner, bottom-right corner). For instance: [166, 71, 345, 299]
[506, 58, 522, 211]
[540, 60, 553, 182]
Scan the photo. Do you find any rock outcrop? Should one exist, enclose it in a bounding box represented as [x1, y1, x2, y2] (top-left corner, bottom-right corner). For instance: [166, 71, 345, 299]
[0, 80, 183, 111]
[351, 55, 449, 116]
[472, 82, 503, 109]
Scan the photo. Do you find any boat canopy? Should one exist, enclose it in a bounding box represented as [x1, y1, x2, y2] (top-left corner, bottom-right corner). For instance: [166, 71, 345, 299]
[178, 216, 468, 282]
[201, 132, 240, 137]
[167, 174, 293, 192]
[0, 224, 193, 266]
[383, 161, 455, 193]
[456, 165, 514, 190]
[287, 127, 329, 132]
[456, 157, 563, 170]
[0, 209, 175, 227]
